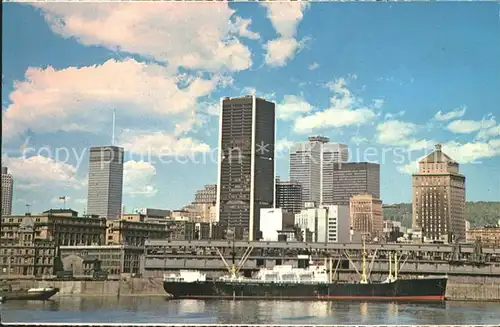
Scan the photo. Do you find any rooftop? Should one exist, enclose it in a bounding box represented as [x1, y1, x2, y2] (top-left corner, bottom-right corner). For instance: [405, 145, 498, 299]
[419, 143, 458, 164]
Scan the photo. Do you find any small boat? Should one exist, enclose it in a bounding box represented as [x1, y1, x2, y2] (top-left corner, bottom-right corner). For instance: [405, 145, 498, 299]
[0, 284, 59, 302]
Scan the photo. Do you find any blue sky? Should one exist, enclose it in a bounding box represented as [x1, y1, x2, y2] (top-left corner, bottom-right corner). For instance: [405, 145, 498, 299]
[2, 2, 500, 215]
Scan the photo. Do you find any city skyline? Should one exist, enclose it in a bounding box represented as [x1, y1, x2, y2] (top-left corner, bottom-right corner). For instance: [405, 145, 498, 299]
[2, 2, 500, 214]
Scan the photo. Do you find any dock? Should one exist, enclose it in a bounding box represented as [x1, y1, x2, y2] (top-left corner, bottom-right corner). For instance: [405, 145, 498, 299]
[1, 324, 499, 327]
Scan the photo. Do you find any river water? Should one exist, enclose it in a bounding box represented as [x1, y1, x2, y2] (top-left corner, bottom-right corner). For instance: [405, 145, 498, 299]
[1, 297, 500, 324]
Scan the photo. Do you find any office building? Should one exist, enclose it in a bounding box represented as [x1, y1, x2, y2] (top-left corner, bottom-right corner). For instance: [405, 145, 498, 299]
[275, 177, 303, 214]
[323, 205, 350, 243]
[290, 137, 348, 205]
[467, 226, 500, 247]
[1, 167, 13, 216]
[0, 216, 55, 277]
[325, 162, 380, 205]
[259, 208, 295, 241]
[294, 203, 349, 243]
[195, 184, 217, 204]
[217, 95, 275, 241]
[412, 144, 466, 242]
[183, 184, 218, 223]
[350, 193, 383, 238]
[87, 146, 124, 219]
[321, 141, 349, 204]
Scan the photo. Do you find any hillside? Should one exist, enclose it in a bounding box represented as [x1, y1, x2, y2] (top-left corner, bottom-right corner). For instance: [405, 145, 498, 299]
[382, 202, 500, 228]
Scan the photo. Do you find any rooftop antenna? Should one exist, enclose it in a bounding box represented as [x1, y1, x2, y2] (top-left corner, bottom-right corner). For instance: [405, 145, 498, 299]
[111, 109, 116, 146]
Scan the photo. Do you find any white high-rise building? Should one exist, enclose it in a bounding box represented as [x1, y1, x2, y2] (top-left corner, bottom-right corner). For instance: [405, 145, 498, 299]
[294, 203, 350, 243]
[87, 146, 124, 220]
[1, 167, 14, 216]
[323, 205, 350, 243]
[290, 136, 348, 205]
[259, 208, 294, 241]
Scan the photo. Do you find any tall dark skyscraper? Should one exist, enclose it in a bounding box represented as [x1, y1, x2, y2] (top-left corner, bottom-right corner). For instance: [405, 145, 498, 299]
[217, 95, 275, 241]
[87, 146, 124, 219]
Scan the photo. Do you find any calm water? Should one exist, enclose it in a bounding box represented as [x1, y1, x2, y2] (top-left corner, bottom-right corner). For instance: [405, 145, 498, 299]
[2, 297, 500, 324]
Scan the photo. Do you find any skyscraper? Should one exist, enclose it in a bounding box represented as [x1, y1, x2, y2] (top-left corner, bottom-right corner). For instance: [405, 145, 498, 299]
[325, 162, 380, 206]
[275, 177, 303, 214]
[412, 144, 466, 242]
[290, 136, 348, 205]
[217, 95, 275, 241]
[87, 146, 124, 219]
[1, 167, 13, 216]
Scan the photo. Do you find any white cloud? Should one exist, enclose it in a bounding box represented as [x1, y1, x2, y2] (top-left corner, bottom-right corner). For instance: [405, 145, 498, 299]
[373, 99, 385, 110]
[264, 37, 303, 67]
[33, 3, 254, 72]
[441, 140, 500, 164]
[2, 155, 84, 190]
[261, 2, 309, 67]
[477, 124, 500, 140]
[231, 16, 260, 40]
[406, 139, 437, 151]
[240, 87, 276, 101]
[123, 160, 157, 197]
[489, 139, 500, 148]
[350, 136, 369, 145]
[119, 130, 211, 157]
[434, 106, 467, 121]
[294, 76, 376, 133]
[397, 162, 419, 175]
[397, 139, 500, 175]
[2, 59, 221, 141]
[276, 138, 294, 156]
[308, 62, 320, 70]
[447, 119, 496, 134]
[376, 120, 417, 146]
[384, 110, 405, 120]
[277, 95, 313, 121]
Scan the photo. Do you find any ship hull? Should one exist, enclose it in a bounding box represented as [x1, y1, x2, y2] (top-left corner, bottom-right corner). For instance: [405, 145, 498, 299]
[163, 278, 447, 301]
[0, 288, 59, 301]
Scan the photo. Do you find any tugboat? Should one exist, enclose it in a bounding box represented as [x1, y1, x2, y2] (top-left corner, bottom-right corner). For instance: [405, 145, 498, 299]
[0, 282, 59, 302]
[163, 237, 448, 301]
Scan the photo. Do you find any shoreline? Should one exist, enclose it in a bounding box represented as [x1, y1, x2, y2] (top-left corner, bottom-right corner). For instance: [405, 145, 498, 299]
[9, 279, 500, 302]
[46, 294, 500, 303]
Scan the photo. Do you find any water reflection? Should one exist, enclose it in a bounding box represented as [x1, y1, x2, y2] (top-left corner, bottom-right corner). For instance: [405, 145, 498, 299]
[1, 297, 500, 324]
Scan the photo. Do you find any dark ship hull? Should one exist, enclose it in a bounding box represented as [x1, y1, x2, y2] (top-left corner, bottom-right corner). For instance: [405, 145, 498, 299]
[164, 277, 447, 301]
[0, 288, 59, 302]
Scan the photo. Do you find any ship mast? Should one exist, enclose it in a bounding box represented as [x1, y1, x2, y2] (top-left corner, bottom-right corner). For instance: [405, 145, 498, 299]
[360, 234, 368, 284]
[394, 251, 398, 280]
[389, 252, 392, 279]
[230, 230, 237, 278]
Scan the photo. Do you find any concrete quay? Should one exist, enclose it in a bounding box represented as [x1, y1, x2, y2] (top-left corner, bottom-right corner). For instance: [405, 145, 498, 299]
[4, 324, 497, 327]
[8, 276, 500, 301]
[2, 324, 498, 327]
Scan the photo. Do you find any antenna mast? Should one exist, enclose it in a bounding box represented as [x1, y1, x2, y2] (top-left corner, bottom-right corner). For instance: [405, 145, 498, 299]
[111, 109, 116, 146]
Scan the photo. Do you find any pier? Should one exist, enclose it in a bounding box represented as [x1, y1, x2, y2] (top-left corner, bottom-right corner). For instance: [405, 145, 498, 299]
[1, 324, 499, 327]
[143, 240, 500, 279]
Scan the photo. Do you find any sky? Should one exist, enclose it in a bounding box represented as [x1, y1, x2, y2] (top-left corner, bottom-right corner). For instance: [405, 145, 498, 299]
[2, 2, 500, 215]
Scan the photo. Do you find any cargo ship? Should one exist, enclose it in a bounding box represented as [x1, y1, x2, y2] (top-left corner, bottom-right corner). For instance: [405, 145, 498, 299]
[163, 239, 448, 301]
[0, 283, 59, 302]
